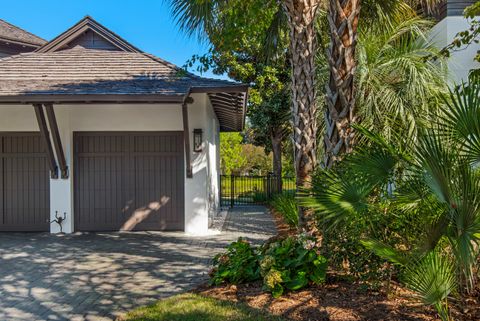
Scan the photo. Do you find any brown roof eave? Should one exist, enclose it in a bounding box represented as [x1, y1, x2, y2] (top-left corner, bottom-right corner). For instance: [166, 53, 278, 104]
[189, 85, 249, 94]
[0, 94, 185, 105]
[186, 85, 249, 132]
[0, 36, 43, 48]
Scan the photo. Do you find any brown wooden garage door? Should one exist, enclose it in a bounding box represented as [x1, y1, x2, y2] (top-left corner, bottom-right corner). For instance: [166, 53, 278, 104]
[0, 133, 50, 232]
[74, 132, 185, 231]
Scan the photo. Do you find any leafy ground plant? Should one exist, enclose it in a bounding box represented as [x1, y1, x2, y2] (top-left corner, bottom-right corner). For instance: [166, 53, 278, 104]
[210, 238, 261, 285]
[120, 293, 286, 321]
[210, 235, 327, 298]
[260, 233, 327, 297]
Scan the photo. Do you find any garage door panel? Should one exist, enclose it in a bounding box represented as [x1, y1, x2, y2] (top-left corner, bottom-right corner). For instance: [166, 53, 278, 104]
[133, 155, 181, 230]
[76, 155, 130, 230]
[0, 133, 50, 232]
[75, 132, 184, 232]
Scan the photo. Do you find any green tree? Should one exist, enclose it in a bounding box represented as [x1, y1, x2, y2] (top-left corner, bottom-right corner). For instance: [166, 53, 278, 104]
[181, 0, 291, 190]
[167, 0, 442, 227]
[355, 5, 447, 141]
[167, 0, 317, 226]
[302, 81, 480, 320]
[220, 132, 246, 175]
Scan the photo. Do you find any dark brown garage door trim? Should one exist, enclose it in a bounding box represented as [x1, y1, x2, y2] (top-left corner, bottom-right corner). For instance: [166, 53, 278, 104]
[73, 131, 185, 232]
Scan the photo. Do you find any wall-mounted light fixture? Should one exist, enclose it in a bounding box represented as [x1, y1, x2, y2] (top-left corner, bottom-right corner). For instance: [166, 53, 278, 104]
[193, 129, 203, 152]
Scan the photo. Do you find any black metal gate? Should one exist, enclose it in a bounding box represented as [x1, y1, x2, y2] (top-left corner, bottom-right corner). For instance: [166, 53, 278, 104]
[220, 175, 295, 207]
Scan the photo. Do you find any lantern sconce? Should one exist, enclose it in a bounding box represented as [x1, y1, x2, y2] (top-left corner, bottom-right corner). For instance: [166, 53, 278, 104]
[193, 129, 203, 152]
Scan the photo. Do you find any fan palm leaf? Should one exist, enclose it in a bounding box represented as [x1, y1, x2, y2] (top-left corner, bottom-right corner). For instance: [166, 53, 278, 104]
[440, 83, 480, 166]
[403, 250, 456, 321]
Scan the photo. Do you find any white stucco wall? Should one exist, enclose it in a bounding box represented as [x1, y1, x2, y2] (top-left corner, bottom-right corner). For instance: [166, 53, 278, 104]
[0, 93, 220, 234]
[430, 16, 480, 84]
[205, 98, 220, 226]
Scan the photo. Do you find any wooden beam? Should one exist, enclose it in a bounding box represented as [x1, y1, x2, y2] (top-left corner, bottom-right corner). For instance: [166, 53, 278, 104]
[44, 104, 68, 179]
[0, 94, 185, 104]
[33, 104, 58, 179]
[182, 101, 193, 178]
[190, 85, 249, 94]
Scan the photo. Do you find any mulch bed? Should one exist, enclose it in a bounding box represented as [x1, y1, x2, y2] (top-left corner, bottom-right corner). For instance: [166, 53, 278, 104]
[196, 206, 480, 321]
[196, 281, 438, 321]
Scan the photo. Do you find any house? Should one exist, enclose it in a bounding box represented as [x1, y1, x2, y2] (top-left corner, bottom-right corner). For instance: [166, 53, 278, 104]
[430, 0, 479, 82]
[0, 16, 247, 234]
[0, 19, 46, 57]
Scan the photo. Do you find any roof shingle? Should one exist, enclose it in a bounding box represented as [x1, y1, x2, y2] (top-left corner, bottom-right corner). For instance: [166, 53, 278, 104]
[0, 47, 243, 96]
[0, 19, 47, 46]
[0, 46, 247, 131]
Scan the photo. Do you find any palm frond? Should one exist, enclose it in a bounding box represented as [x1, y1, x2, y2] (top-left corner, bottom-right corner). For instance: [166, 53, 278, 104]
[356, 6, 447, 141]
[440, 83, 480, 166]
[263, 8, 288, 62]
[167, 0, 221, 40]
[447, 162, 480, 292]
[299, 171, 371, 230]
[403, 250, 456, 321]
[361, 239, 409, 266]
[416, 132, 456, 205]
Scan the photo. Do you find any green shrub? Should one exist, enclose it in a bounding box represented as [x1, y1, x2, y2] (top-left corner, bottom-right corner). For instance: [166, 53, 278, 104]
[270, 194, 298, 227]
[210, 234, 328, 298]
[260, 233, 327, 298]
[210, 238, 261, 285]
[252, 191, 268, 203]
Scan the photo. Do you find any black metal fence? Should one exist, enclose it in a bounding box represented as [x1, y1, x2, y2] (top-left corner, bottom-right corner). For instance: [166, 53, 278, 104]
[220, 175, 296, 207]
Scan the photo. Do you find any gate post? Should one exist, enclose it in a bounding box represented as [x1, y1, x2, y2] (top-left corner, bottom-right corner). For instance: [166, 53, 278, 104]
[230, 174, 235, 208]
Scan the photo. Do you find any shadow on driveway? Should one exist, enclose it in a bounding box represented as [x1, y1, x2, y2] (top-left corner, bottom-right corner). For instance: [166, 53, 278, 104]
[0, 206, 276, 321]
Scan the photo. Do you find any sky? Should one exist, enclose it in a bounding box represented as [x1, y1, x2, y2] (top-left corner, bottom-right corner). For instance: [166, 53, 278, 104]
[1, 0, 222, 78]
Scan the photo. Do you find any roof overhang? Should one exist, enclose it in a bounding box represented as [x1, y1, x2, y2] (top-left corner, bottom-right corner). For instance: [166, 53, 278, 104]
[189, 85, 248, 132]
[0, 85, 249, 132]
[0, 94, 185, 105]
[0, 36, 41, 49]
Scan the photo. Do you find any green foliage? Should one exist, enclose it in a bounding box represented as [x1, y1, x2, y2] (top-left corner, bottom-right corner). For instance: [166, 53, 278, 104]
[361, 239, 408, 266]
[270, 194, 298, 227]
[220, 133, 274, 175]
[220, 133, 246, 175]
[210, 238, 261, 285]
[240, 144, 272, 175]
[209, 235, 327, 298]
[175, 0, 292, 175]
[302, 80, 480, 320]
[403, 251, 456, 321]
[356, 5, 448, 141]
[260, 234, 327, 298]
[440, 83, 480, 166]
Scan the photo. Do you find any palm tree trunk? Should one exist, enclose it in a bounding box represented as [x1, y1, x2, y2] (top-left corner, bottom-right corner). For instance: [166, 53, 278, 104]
[324, 0, 361, 168]
[283, 0, 320, 227]
[271, 129, 283, 193]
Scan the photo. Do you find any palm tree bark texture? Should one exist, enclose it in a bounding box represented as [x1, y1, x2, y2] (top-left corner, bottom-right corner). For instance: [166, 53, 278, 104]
[324, 0, 360, 168]
[282, 0, 319, 189]
[283, 0, 320, 229]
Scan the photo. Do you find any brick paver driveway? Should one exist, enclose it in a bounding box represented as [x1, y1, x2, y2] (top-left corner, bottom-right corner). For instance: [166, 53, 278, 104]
[0, 206, 276, 321]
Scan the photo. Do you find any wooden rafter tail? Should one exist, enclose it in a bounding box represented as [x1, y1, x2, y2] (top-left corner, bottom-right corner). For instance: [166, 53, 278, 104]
[33, 104, 58, 179]
[182, 97, 193, 178]
[44, 104, 69, 179]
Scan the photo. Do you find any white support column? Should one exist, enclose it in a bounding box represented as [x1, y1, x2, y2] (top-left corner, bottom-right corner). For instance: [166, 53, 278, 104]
[184, 94, 209, 234]
[49, 107, 74, 234]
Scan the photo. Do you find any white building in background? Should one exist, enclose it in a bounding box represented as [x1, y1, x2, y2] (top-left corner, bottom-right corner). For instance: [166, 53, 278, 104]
[430, 0, 479, 83]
